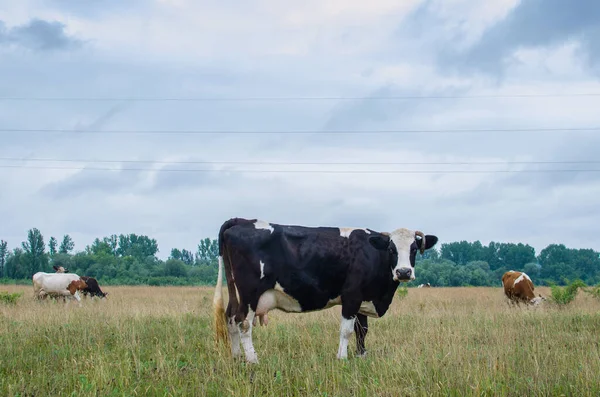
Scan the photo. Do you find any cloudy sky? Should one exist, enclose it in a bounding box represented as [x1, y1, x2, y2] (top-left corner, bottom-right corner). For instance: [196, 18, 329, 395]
[1, 0, 599, 258]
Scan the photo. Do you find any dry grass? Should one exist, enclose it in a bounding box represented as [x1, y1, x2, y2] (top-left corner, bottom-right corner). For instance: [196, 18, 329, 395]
[1, 284, 599, 396]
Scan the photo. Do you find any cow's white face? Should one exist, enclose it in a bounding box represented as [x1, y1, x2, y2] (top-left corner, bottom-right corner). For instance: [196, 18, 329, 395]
[368, 228, 438, 283]
[530, 295, 546, 306]
[389, 228, 419, 282]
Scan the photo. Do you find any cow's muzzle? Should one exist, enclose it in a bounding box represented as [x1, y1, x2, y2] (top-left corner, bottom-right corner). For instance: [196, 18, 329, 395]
[395, 267, 412, 281]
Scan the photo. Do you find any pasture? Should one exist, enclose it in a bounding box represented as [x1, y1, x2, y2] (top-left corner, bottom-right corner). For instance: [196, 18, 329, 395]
[1, 285, 599, 396]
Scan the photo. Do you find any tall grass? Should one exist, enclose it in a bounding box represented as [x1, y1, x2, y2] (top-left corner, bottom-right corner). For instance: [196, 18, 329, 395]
[1, 285, 599, 396]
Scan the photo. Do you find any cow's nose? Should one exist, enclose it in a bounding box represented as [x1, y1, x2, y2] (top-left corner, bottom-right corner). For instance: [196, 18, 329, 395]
[396, 268, 412, 279]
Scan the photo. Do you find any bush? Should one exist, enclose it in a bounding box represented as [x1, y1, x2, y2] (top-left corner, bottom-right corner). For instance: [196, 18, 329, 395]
[549, 279, 587, 306]
[583, 284, 600, 300]
[396, 286, 408, 299]
[0, 292, 23, 304]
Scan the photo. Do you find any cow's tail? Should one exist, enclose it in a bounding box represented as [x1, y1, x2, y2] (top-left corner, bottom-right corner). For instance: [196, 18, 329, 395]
[213, 218, 245, 346]
[213, 254, 228, 345]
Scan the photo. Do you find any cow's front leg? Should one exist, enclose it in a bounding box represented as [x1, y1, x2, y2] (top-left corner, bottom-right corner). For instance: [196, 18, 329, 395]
[337, 298, 361, 360]
[354, 313, 368, 357]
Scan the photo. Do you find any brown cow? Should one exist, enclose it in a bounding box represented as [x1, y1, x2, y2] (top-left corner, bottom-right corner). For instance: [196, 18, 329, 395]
[502, 270, 545, 306]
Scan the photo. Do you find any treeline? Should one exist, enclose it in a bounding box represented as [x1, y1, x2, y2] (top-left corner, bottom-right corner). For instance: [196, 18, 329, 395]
[0, 228, 218, 286]
[1, 229, 599, 287]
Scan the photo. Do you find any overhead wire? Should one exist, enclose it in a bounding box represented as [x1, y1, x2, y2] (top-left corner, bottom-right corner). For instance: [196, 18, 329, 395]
[1, 127, 599, 134]
[1, 93, 600, 101]
[0, 164, 598, 174]
[0, 157, 599, 166]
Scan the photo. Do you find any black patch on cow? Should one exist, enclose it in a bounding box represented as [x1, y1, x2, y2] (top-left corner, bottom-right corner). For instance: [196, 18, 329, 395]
[80, 276, 107, 298]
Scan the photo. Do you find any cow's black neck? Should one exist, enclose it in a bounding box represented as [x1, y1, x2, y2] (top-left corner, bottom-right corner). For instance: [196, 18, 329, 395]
[372, 279, 401, 317]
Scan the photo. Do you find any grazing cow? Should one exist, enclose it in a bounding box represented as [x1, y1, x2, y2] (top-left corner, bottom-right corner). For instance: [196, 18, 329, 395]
[80, 276, 108, 299]
[52, 266, 108, 299]
[213, 217, 438, 364]
[502, 270, 545, 306]
[417, 283, 431, 288]
[32, 272, 88, 303]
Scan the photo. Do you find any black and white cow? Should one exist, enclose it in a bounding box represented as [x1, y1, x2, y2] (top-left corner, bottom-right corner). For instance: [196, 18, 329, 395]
[213, 217, 438, 364]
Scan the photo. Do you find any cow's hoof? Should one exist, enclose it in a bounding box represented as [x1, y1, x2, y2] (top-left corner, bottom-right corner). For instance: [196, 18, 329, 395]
[245, 357, 259, 364]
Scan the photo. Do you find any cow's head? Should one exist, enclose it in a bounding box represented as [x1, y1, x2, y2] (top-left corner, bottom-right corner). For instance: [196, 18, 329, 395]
[530, 294, 546, 306]
[369, 228, 438, 282]
[53, 265, 69, 273]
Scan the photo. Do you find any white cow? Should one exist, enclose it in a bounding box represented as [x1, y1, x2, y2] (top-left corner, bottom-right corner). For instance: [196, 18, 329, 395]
[32, 272, 88, 303]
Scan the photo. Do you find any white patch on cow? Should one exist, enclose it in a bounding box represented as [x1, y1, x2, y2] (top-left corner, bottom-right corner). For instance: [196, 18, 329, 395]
[256, 282, 303, 315]
[260, 260, 265, 279]
[336, 317, 355, 359]
[339, 227, 371, 238]
[514, 273, 527, 286]
[240, 309, 258, 364]
[358, 301, 379, 318]
[32, 272, 85, 302]
[254, 220, 274, 233]
[389, 228, 417, 281]
[227, 316, 242, 358]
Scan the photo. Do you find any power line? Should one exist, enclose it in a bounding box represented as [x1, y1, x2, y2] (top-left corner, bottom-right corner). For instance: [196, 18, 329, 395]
[1, 127, 599, 135]
[1, 157, 599, 166]
[1, 93, 600, 101]
[1, 164, 599, 174]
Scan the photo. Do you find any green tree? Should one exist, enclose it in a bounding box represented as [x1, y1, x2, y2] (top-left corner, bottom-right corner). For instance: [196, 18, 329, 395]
[117, 234, 159, 259]
[106, 234, 118, 256]
[6, 248, 27, 279]
[22, 228, 48, 276]
[197, 238, 218, 265]
[170, 248, 195, 266]
[48, 237, 58, 258]
[0, 240, 8, 278]
[59, 234, 75, 254]
[170, 248, 182, 261]
[164, 259, 188, 277]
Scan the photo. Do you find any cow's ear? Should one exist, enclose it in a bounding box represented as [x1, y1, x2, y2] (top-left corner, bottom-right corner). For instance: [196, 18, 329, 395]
[369, 234, 390, 251]
[417, 235, 439, 251]
[53, 265, 58, 271]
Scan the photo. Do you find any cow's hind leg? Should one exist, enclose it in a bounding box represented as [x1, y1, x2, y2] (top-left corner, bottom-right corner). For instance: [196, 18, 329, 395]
[239, 307, 258, 364]
[226, 302, 242, 359]
[354, 313, 368, 357]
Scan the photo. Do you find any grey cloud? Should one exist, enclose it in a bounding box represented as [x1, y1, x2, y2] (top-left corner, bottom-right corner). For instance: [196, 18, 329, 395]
[148, 163, 246, 192]
[433, 0, 600, 75]
[46, 0, 148, 18]
[39, 166, 146, 199]
[0, 18, 83, 51]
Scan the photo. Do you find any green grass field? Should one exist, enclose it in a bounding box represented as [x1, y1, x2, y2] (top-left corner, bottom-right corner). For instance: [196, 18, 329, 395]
[1, 284, 599, 396]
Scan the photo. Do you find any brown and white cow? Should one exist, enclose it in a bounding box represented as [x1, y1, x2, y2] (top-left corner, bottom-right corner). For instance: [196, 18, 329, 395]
[502, 270, 545, 306]
[53, 266, 108, 299]
[32, 272, 88, 303]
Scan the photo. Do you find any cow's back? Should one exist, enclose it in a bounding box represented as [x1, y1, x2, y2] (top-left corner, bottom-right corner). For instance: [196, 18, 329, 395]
[36, 273, 81, 291]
